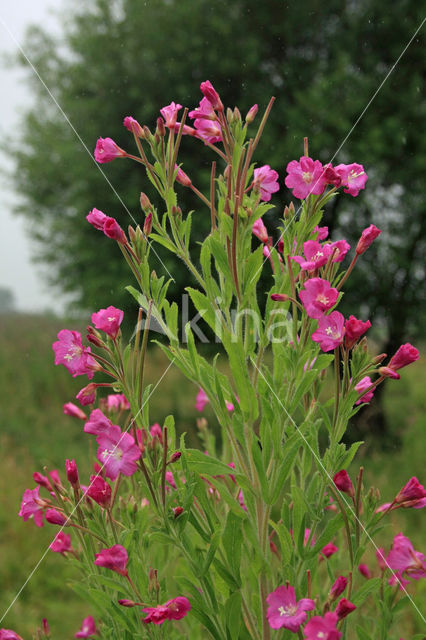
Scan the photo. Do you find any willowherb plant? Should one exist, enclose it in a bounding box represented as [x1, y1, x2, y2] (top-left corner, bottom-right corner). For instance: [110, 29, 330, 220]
[6, 81, 425, 640]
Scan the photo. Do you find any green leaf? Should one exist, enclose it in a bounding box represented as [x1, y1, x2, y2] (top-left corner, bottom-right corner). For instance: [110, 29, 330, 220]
[226, 592, 242, 640]
[185, 448, 240, 477]
[86, 574, 130, 596]
[308, 515, 344, 557]
[202, 528, 222, 574]
[269, 520, 293, 566]
[223, 511, 243, 584]
[355, 626, 372, 640]
[351, 578, 381, 606]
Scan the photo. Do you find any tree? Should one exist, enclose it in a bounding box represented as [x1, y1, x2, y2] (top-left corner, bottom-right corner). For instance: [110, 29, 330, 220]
[10, 0, 425, 437]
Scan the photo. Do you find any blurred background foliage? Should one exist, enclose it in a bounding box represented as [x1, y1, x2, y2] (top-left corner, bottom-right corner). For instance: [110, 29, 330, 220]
[1, 0, 425, 636]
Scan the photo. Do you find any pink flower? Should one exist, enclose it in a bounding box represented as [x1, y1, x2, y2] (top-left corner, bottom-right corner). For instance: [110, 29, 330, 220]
[358, 564, 371, 579]
[84, 409, 114, 435]
[175, 166, 192, 187]
[18, 487, 46, 527]
[105, 394, 130, 412]
[303, 611, 342, 639]
[103, 217, 127, 244]
[188, 97, 216, 121]
[299, 278, 339, 319]
[356, 224, 381, 255]
[85, 475, 112, 508]
[387, 533, 426, 583]
[91, 306, 124, 339]
[323, 164, 342, 187]
[123, 116, 143, 137]
[94, 137, 127, 163]
[292, 241, 333, 271]
[355, 376, 376, 405]
[195, 388, 209, 412]
[285, 156, 327, 199]
[76, 383, 98, 406]
[150, 423, 163, 443]
[388, 343, 419, 371]
[334, 163, 368, 197]
[0, 630, 24, 640]
[200, 80, 223, 111]
[253, 165, 280, 202]
[314, 225, 329, 240]
[321, 543, 339, 559]
[378, 366, 401, 380]
[311, 311, 345, 352]
[329, 576, 347, 600]
[45, 509, 68, 526]
[53, 330, 98, 378]
[394, 477, 426, 509]
[266, 585, 315, 632]
[246, 104, 258, 123]
[75, 616, 98, 638]
[333, 470, 354, 497]
[165, 471, 177, 490]
[344, 315, 371, 349]
[66, 459, 79, 487]
[94, 544, 128, 576]
[335, 598, 356, 620]
[49, 531, 72, 555]
[252, 219, 269, 243]
[97, 425, 141, 480]
[194, 118, 222, 144]
[33, 472, 53, 494]
[142, 596, 191, 625]
[160, 102, 182, 129]
[328, 240, 351, 263]
[63, 402, 87, 420]
[87, 208, 108, 230]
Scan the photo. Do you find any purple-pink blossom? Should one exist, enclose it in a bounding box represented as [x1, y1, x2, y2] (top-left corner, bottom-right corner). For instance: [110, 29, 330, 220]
[328, 240, 351, 263]
[97, 425, 141, 480]
[358, 564, 371, 579]
[285, 156, 327, 199]
[0, 630, 24, 640]
[253, 165, 280, 202]
[76, 383, 98, 406]
[394, 477, 426, 509]
[49, 531, 72, 555]
[86, 208, 108, 230]
[252, 219, 269, 243]
[356, 224, 381, 255]
[334, 163, 368, 197]
[387, 533, 426, 585]
[355, 376, 376, 405]
[335, 598, 356, 620]
[195, 388, 209, 412]
[388, 343, 419, 371]
[84, 409, 114, 435]
[142, 596, 191, 625]
[94, 544, 128, 576]
[74, 616, 98, 638]
[329, 576, 347, 600]
[160, 102, 182, 129]
[85, 475, 112, 508]
[333, 470, 354, 497]
[53, 330, 98, 378]
[314, 225, 329, 240]
[344, 315, 371, 349]
[321, 543, 339, 559]
[91, 306, 124, 339]
[311, 311, 345, 352]
[299, 278, 339, 319]
[63, 402, 87, 420]
[292, 241, 333, 271]
[103, 217, 127, 244]
[18, 486, 46, 527]
[266, 585, 315, 632]
[303, 611, 342, 639]
[123, 116, 143, 137]
[94, 137, 127, 163]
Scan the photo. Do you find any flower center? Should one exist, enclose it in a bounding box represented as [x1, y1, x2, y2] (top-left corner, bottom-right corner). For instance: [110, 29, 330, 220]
[313, 250, 323, 261]
[348, 169, 364, 182]
[316, 294, 329, 305]
[278, 605, 297, 616]
[302, 171, 313, 184]
[325, 326, 340, 339]
[64, 345, 82, 362]
[102, 448, 123, 461]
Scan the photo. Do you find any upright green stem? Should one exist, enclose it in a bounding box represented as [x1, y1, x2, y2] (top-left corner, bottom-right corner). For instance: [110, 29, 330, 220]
[331, 347, 341, 441]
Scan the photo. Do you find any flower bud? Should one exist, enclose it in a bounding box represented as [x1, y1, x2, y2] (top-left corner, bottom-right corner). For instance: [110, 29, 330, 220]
[168, 451, 182, 464]
[329, 576, 347, 601]
[173, 506, 183, 518]
[270, 293, 289, 302]
[226, 107, 233, 124]
[358, 563, 371, 579]
[140, 192, 152, 213]
[65, 459, 79, 488]
[123, 116, 144, 138]
[143, 125, 152, 139]
[63, 402, 87, 420]
[104, 217, 127, 244]
[86, 325, 104, 348]
[245, 104, 258, 124]
[143, 212, 153, 236]
[372, 353, 387, 365]
[333, 470, 355, 497]
[156, 117, 166, 137]
[356, 224, 381, 255]
[45, 509, 68, 526]
[335, 598, 356, 620]
[118, 599, 138, 607]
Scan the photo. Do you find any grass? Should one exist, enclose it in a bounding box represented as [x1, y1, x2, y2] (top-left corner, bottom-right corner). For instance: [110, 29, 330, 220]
[0, 313, 424, 636]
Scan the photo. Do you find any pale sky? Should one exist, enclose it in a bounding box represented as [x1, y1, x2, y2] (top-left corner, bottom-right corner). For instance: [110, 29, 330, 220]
[0, 1, 65, 313]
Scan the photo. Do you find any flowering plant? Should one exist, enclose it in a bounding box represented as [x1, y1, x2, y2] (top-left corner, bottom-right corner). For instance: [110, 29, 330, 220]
[7, 82, 424, 639]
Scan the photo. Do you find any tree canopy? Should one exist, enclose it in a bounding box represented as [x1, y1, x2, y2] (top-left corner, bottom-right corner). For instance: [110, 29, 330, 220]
[11, 0, 425, 354]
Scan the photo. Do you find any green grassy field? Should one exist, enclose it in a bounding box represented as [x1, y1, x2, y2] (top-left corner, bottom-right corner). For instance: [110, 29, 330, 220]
[0, 313, 424, 637]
